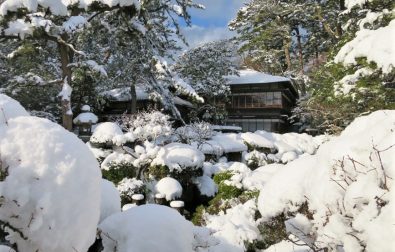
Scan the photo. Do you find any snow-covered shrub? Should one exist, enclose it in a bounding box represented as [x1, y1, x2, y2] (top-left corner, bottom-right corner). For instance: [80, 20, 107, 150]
[241, 132, 275, 153]
[100, 151, 136, 184]
[175, 122, 213, 144]
[257, 110, 395, 251]
[149, 143, 205, 184]
[117, 178, 145, 205]
[245, 150, 268, 170]
[90, 122, 124, 147]
[100, 179, 121, 223]
[99, 204, 195, 252]
[0, 95, 101, 252]
[115, 110, 173, 142]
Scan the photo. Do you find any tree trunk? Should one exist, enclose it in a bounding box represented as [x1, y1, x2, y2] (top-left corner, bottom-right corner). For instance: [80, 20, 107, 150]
[295, 27, 304, 75]
[130, 83, 137, 114]
[283, 38, 292, 72]
[58, 34, 73, 131]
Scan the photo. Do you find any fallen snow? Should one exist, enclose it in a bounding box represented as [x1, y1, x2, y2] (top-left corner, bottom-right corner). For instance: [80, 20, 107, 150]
[258, 110, 395, 251]
[99, 204, 195, 252]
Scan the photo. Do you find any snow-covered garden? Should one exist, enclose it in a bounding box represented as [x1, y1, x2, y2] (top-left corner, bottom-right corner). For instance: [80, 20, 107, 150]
[1, 94, 394, 252]
[1, 0, 394, 251]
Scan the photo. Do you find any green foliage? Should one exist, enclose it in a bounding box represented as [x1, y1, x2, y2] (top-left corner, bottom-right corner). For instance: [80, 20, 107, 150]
[191, 205, 206, 226]
[102, 164, 137, 184]
[258, 214, 288, 249]
[148, 165, 169, 180]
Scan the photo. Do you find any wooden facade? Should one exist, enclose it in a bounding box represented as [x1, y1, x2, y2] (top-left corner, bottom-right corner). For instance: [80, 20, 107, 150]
[225, 76, 298, 133]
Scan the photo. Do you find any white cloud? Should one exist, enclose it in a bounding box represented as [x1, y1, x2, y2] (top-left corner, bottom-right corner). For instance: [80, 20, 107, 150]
[181, 25, 235, 48]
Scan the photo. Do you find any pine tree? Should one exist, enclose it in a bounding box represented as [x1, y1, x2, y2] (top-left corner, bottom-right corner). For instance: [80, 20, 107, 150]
[0, 0, 203, 129]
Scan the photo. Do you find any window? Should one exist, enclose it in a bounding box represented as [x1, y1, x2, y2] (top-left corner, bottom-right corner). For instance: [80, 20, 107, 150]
[230, 92, 283, 109]
[274, 92, 282, 105]
[266, 92, 273, 105]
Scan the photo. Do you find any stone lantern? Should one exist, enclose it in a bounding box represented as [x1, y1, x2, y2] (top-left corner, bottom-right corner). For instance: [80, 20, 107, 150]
[73, 105, 98, 138]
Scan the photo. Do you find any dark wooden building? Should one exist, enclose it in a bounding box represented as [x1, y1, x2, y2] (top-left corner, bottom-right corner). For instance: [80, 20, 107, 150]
[99, 86, 194, 120]
[225, 69, 298, 133]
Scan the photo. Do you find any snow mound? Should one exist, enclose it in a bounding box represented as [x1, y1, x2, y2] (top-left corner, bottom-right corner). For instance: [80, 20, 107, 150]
[211, 133, 248, 153]
[100, 179, 121, 223]
[241, 132, 274, 149]
[90, 122, 123, 145]
[0, 116, 101, 252]
[99, 204, 194, 252]
[258, 110, 395, 251]
[151, 143, 205, 172]
[0, 94, 29, 125]
[155, 177, 183, 201]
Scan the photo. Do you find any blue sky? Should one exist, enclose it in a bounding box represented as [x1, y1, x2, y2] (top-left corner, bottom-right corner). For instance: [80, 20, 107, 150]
[181, 0, 246, 48]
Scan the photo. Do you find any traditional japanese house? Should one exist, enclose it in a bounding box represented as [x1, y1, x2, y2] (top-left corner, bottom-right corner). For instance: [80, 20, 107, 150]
[99, 86, 194, 120]
[225, 69, 298, 133]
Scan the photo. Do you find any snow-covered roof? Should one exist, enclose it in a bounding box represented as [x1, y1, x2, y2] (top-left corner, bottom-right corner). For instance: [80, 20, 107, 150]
[101, 87, 149, 102]
[101, 87, 194, 107]
[226, 69, 290, 85]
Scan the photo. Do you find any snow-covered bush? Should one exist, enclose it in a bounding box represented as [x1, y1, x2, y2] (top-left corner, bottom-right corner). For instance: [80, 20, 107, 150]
[257, 110, 395, 251]
[115, 110, 173, 142]
[0, 95, 101, 252]
[90, 122, 124, 147]
[150, 143, 205, 183]
[99, 204, 195, 252]
[101, 151, 137, 184]
[245, 150, 268, 170]
[117, 178, 145, 205]
[175, 122, 214, 144]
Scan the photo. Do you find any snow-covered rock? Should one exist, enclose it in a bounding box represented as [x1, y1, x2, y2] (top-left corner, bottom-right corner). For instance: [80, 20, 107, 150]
[99, 204, 194, 252]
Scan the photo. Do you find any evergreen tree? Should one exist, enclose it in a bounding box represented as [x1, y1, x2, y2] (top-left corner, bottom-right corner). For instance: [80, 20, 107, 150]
[0, 0, 204, 129]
